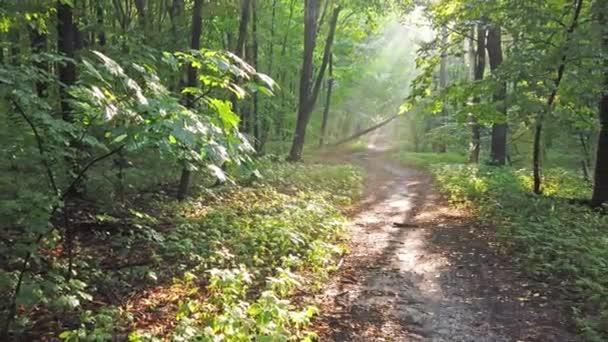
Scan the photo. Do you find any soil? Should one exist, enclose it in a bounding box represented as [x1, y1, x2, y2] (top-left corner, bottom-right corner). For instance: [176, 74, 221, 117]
[313, 148, 580, 341]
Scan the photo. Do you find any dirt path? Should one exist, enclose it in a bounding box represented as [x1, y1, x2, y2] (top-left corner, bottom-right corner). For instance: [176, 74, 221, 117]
[314, 150, 579, 341]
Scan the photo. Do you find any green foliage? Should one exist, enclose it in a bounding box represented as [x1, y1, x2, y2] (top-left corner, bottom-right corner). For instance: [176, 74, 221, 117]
[391, 151, 467, 169]
[429, 163, 607, 340]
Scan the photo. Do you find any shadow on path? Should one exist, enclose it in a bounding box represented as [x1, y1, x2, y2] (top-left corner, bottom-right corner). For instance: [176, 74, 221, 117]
[315, 150, 579, 341]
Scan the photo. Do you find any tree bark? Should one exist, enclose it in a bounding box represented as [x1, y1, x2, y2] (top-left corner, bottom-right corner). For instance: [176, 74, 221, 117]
[96, 1, 106, 46]
[177, 0, 203, 201]
[319, 54, 334, 147]
[287, 0, 321, 161]
[276, 0, 297, 139]
[533, 0, 584, 194]
[487, 24, 507, 166]
[251, 0, 261, 150]
[29, 25, 47, 97]
[437, 31, 448, 153]
[469, 24, 486, 163]
[57, 2, 77, 122]
[591, 5, 608, 206]
[288, 2, 340, 161]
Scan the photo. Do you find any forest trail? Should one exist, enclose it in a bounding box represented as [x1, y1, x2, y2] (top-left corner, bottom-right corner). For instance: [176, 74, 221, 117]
[314, 147, 579, 341]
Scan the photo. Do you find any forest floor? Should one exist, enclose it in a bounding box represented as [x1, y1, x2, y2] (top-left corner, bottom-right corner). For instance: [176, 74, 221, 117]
[312, 146, 580, 341]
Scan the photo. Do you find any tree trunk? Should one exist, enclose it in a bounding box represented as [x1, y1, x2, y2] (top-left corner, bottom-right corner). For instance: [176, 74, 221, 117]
[96, 1, 106, 46]
[251, 0, 261, 150]
[287, 0, 321, 161]
[469, 24, 486, 163]
[487, 24, 507, 166]
[29, 26, 47, 97]
[591, 7, 608, 206]
[9, 28, 19, 65]
[234, 0, 251, 59]
[288, 2, 340, 161]
[319, 54, 334, 147]
[437, 31, 448, 153]
[233, 0, 252, 130]
[134, 0, 147, 29]
[276, 0, 297, 139]
[57, 2, 77, 122]
[176, 0, 203, 201]
[533, 0, 584, 194]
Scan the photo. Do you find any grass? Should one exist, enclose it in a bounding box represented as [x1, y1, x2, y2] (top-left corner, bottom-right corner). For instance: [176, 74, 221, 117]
[392, 151, 607, 341]
[391, 151, 467, 169]
[16, 160, 363, 341]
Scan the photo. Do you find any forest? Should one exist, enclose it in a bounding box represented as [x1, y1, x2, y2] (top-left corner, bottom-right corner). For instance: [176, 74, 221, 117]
[0, 0, 607, 341]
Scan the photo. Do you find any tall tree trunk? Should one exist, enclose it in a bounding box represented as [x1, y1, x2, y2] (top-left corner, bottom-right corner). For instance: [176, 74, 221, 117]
[437, 31, 448, 153]
[29, 26, 47, 97]
[276, 0, 297, 139]
[96, 1, 107, 46]
[533, 0, 584, 194]
[487, 24, 507, 166]
[8, 28, 19, 65]
[233, 0, 252, 130]
[177, 0, 203, 201]
[135, 0, 147, 29]
[288, 3, 340, 161]
[591, 5, 608, 206]
[319, 54, 334, 147]
[57, 2, 77, 122]
[469, 24, 486, 163]
[251, 0, 261, 150]
[287, 0, 321, 161]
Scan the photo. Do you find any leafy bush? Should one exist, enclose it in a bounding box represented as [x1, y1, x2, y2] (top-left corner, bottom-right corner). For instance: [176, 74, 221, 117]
[430, 164, 607, 340]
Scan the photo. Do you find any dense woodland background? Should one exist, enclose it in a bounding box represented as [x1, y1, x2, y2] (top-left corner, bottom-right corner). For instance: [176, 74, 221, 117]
[1, 0, 607, 340]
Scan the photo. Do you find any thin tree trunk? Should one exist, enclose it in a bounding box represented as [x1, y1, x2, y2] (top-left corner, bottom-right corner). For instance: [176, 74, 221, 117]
[533, 0, 584, 194]
[8, 28, 19, 65]
[233, 0, 252, 130]
[319, 54, 334, 147]
[251, 0, 261, 150]
[276, 0, 297, 139]
[96, 1, 107, 46]
[469, 24, 486, 163]
[438, 31, 448, 153]
[57, 2, 77, 122]
[287, 0, 321, 161]
[177, 0, 203, 201]
[591, 5, 608, 206]
[487, 24, 507, 166]
[29, 26, 47, 97]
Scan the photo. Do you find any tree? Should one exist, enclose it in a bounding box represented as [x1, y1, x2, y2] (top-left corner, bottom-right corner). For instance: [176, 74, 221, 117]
[487, 24, 507, 166]
[288, 2, 341, 161]
[177, 0, 204, 201]
[469, 23, 486, 163]
[591, 2, 608, 206]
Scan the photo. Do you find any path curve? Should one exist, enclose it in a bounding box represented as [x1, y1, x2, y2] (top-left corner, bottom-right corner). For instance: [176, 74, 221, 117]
[315, 149, 579, 341]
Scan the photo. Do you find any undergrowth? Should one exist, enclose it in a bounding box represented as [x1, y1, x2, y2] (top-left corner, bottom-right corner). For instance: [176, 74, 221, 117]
[394, 153, 607, 341]
[22, 161, 362, 341]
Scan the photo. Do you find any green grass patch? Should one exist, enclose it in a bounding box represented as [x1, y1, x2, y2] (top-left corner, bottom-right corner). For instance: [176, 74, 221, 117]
[429, 164, 606, 340]
[49, 161, 364, 341]
[391, 151, 467, 169]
